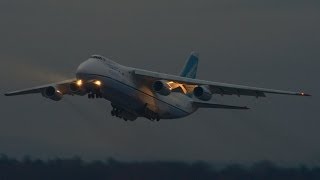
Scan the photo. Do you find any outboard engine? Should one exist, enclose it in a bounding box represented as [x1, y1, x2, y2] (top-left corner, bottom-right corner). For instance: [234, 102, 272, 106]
[193, 85, 212, 101]
[42, 86, 63, 101]
[152, 80, 171, 96]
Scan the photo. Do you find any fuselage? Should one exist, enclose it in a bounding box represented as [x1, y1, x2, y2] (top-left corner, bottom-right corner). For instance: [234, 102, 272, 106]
[76, 55, 197, 120]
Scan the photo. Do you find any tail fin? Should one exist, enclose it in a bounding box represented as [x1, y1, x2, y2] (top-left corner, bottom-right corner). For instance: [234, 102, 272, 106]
[180, 52, 199, 79]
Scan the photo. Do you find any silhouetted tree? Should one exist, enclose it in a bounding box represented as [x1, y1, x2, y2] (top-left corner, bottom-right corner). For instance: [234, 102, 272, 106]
[0, 154, 319, 180]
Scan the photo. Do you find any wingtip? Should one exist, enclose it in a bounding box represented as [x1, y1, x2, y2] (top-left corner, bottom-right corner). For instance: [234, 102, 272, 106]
[298, 92, 311, 97]
[4, 92, 13, 96]
[237, 106, 250, 110]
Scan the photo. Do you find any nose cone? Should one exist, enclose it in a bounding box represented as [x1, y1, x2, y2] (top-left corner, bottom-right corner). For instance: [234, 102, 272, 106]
[76, 58, 108, 79]
[76, 59, 96, 75]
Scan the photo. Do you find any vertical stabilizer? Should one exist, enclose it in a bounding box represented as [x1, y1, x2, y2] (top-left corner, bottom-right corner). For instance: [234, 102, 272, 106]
[180, 52, 199, 79]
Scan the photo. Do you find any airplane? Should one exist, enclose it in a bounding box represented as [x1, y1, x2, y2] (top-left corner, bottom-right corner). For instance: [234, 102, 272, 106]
[4, 52, 311, 121]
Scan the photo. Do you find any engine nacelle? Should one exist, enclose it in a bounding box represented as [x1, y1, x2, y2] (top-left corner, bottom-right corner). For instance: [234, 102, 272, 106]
[69, 82, 86, 96]
[42, 86, 63, 101]
[152, 80, 171, 96]
[193, 86, 212, 101]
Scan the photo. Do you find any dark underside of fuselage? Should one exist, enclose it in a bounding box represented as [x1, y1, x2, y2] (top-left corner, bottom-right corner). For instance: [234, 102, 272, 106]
[77, 73, 190, 121]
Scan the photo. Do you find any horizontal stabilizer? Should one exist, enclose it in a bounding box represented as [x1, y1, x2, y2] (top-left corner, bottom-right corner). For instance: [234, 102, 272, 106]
[193, 100, 249, 110]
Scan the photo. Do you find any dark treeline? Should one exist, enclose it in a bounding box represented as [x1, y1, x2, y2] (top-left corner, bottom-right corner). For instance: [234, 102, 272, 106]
[0, 154, 319, 180]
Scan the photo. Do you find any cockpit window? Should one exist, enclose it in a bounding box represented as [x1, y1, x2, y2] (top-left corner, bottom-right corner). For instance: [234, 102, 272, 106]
[90, 55, 118, 65]
[91, 55, 106, 61]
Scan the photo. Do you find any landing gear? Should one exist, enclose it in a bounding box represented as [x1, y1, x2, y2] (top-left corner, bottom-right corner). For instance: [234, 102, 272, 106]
[149, 115, 160, 122]
[87, 92, 103, 99]
[143, 103, 160, 122]
[111, 107, 122, 118]
[110, 107, 129, 121]
[109, 103, 160, 122]
[110, 103, 138, 121]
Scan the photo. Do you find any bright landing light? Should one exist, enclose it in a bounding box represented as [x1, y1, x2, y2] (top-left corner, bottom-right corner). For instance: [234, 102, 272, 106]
[76, 80, 83, 86]
[94, 80, 102, 86]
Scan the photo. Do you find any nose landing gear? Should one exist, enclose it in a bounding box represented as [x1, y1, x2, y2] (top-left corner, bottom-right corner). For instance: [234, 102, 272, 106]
[88, 93, 103, 99]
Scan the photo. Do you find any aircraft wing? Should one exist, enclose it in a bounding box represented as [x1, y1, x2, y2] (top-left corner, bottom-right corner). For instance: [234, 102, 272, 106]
[4, 79, 76, 96]
[133, 69, 311, 97]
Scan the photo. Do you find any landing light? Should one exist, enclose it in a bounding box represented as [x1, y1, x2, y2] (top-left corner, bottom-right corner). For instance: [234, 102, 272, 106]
[94, 80, 102, 86]
[76, 80, 83, 86]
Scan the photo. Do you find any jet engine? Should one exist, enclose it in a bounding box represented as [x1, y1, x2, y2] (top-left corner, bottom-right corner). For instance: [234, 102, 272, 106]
[152, 80, 171, 96]
[42, 86, 63, 101]
[193, 86, 212, 101]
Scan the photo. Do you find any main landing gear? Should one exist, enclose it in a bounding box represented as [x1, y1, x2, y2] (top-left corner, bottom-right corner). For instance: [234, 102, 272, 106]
[110, 107, 128, 121]
[110, 103, 160, 122]
[110, 103, 138, 121]
[146, 113, 160, 122]
[143, 103, 160, 122]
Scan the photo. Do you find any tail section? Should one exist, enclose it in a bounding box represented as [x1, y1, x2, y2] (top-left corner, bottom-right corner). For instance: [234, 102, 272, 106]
[180, 52, 199, 79]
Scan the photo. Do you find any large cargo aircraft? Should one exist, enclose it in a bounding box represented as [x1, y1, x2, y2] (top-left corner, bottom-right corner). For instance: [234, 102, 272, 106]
[5, 52, 310, 121]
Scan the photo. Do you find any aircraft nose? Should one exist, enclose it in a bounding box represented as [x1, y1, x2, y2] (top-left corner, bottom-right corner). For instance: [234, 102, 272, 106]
[76, 59, 93, 76]
[76, 62, 86, 75]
